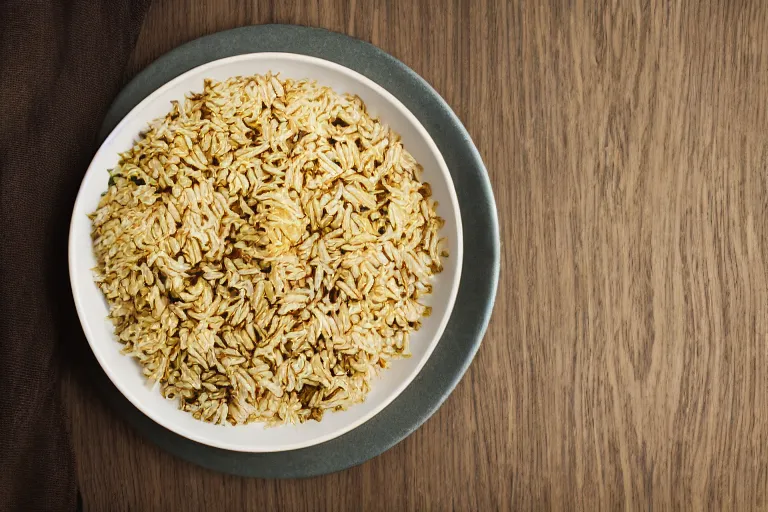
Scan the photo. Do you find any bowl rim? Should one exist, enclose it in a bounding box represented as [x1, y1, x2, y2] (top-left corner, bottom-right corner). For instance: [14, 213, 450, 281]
[68, 52, 464, 452]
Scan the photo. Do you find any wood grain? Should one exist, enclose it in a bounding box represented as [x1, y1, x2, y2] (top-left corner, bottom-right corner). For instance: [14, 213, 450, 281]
[63, 0, 768, 509]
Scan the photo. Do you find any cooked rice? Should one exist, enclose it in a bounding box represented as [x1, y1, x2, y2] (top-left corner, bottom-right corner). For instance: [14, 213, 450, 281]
[90, 73, 446, 425]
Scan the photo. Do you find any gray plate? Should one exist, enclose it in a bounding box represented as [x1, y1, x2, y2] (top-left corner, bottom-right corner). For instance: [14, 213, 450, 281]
[95, 24, 499, 478]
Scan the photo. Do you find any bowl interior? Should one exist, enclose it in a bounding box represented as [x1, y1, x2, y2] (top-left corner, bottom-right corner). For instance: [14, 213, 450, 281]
[69, 53, 462, 452]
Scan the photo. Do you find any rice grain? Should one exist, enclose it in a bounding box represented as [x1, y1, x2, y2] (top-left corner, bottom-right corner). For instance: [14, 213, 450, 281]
[90, 73, 445, 426]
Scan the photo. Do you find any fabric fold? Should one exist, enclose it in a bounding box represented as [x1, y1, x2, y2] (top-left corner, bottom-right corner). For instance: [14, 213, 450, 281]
[0, 1, 151, 509]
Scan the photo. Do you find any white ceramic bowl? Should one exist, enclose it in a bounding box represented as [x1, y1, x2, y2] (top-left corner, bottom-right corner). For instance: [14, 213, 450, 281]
[69, 53, 463, 452]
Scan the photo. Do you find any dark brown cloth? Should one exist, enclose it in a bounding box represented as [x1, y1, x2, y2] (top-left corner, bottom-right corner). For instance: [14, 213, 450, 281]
[0, 1, 150, 509]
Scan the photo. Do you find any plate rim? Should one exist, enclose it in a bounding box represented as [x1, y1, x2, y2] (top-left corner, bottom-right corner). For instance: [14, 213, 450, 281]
[86, 24, 500, 478]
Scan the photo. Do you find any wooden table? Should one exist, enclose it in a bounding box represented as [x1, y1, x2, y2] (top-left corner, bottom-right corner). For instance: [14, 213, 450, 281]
[63, 1, 768, 509]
